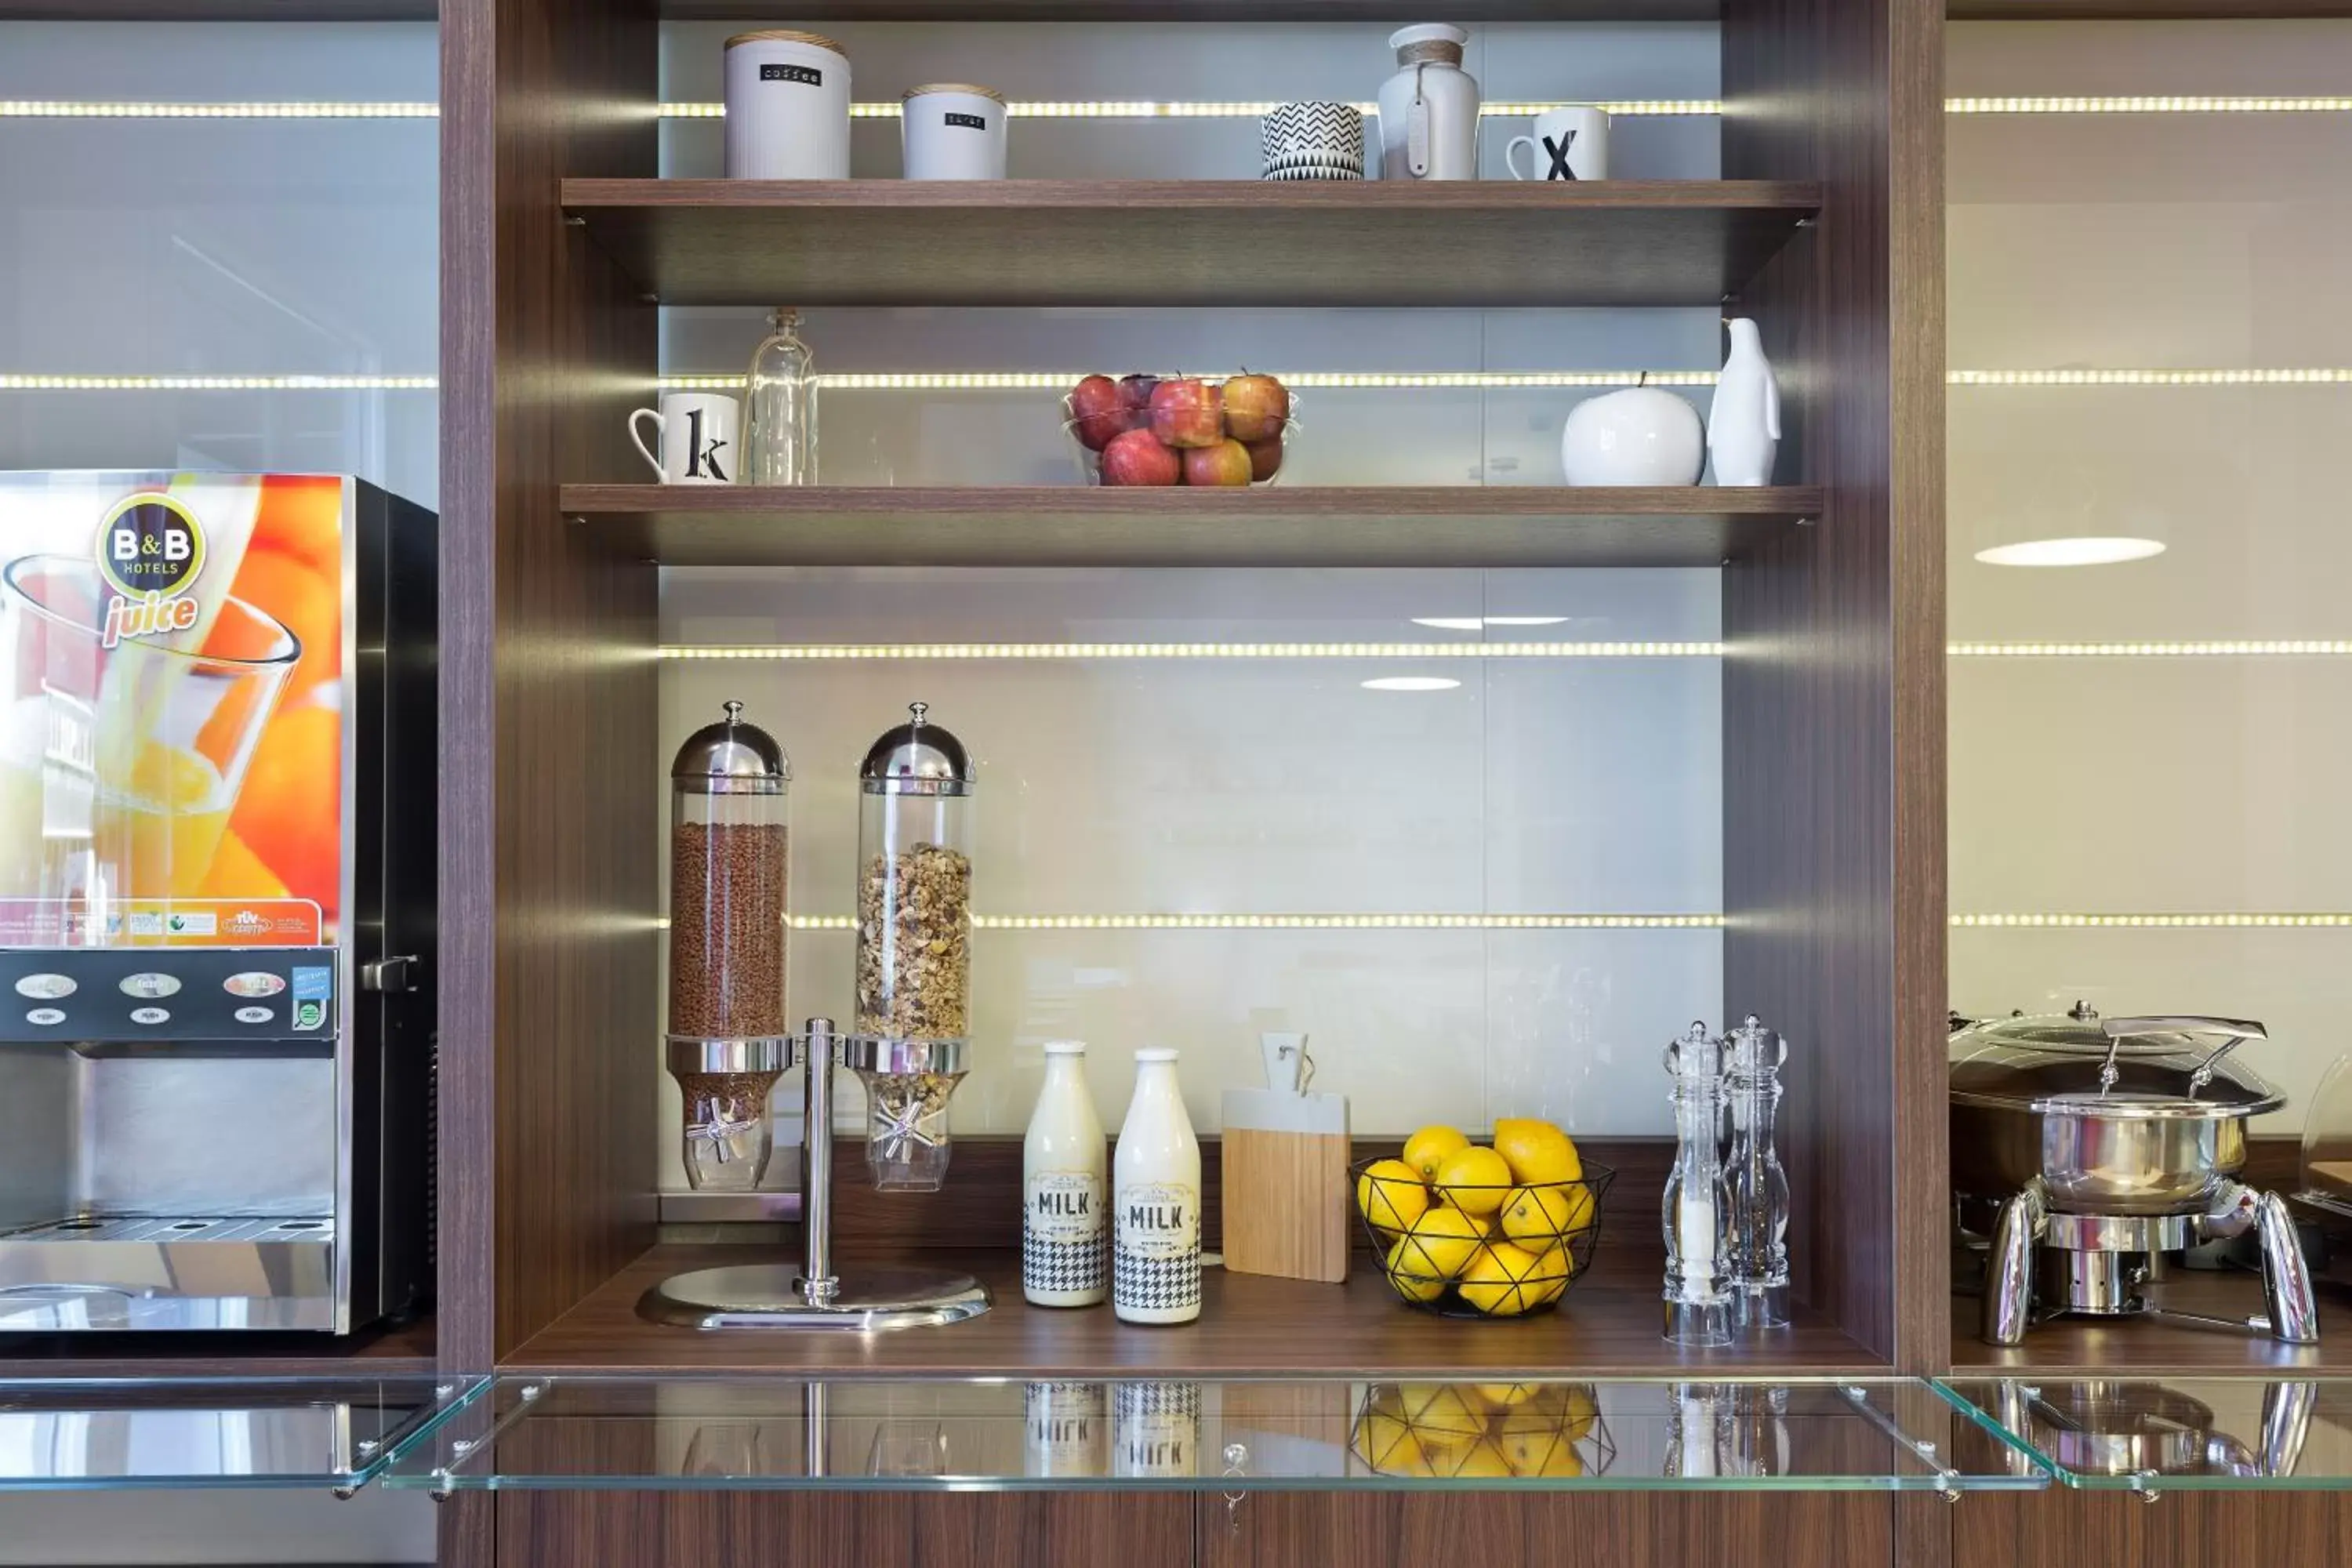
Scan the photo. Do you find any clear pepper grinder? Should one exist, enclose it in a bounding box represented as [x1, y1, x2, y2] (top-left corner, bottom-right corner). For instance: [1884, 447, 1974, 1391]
[1662, 1021, 1731, 1345]
[745, 306, 818, 485]
[1723, 1014, 1791, 1329]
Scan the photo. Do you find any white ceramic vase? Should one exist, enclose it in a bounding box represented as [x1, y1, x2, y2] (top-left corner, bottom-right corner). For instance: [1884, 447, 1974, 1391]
[1559, 384, 1704, 486]
[1706, 318, 1781, 486]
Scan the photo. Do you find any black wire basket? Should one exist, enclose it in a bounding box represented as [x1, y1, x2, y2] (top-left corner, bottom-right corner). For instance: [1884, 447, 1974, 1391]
[1350, 1156, 1615, 1319]
[1349, 1381, 1619, 1479]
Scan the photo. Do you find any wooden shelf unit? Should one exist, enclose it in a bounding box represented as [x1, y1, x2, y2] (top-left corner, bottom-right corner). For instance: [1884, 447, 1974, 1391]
[562, 485, 1825, 568]
[0, 1, 434, 15]
[561, 180, 1821, 310]
[661, 2, 1726, 18]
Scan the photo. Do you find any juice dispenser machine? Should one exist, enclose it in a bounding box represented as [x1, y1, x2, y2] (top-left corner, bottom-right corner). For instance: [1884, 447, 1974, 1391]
[0, 472, 435, 1335]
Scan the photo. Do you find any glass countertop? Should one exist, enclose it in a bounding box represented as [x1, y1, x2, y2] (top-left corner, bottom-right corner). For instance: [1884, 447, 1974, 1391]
[379, 1376, 2045, 1496]
[0, 1376, 470, 1494]
[1940, 1379, 2352, 1494]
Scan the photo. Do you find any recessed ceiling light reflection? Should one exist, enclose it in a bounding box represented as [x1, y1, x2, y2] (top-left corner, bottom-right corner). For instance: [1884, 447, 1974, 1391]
[1361, 676, 1463, 692]
[1410, 617, 1486, 631]
[1975, 537, 2167, 568]
[1482, 615, 1570, 627]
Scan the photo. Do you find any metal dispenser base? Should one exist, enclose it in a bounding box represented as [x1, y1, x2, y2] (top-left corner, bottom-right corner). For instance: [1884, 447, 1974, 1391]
[641, 1018, 993, 1333]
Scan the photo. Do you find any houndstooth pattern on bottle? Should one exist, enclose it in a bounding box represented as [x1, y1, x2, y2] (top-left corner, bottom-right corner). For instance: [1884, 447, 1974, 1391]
[1113, 1245, 1201, 1313]
[1115, 1381, 1203, 1421]
[1024, 1217, 1106, 1296]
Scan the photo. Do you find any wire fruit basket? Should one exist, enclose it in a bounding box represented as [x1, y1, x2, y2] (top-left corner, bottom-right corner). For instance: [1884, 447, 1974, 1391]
[1351, 1156, 1614, 1319]
[1349, 1381, 1617, 1479]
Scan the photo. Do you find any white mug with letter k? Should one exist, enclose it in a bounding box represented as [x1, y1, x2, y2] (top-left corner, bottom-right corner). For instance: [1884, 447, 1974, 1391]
[630, 392, 740, 485]
[1505, 106, 1610, 181]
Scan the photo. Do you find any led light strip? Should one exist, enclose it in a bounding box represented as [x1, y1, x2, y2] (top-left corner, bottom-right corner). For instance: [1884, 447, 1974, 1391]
[658, 100, 1720, 121]
[1947, 96, 2352, 116]
[1950, 641, 2352, 658]
[658, 371, 1719, 392]
[0, 374, 437, 390]
[655, 913, 1724, 931]
[1951, 369, 2352, 387]
[664, 641, 1724, 661]
[1954, 913, 2352, 928]
[0, 100, 437, 118]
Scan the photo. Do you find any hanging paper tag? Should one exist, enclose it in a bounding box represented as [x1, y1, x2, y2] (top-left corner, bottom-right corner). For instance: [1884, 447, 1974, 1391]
[1407, 96, 1431, 178]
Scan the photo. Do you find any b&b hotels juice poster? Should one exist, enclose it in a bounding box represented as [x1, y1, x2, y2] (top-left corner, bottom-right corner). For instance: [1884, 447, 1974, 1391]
[0, 473, 343, 948]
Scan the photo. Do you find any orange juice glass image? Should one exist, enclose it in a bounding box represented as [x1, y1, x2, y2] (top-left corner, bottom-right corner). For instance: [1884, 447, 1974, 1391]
[0, 554, 299, 916]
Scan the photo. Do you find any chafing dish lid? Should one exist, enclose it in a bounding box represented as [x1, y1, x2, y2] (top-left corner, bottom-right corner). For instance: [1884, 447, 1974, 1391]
[1950, 1005, 2285, 1116]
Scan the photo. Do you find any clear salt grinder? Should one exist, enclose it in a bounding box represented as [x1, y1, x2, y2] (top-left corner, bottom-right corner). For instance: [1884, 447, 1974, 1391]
[1662, 1021, 1731, 1345]
[1722, 1014, 1791, 1329]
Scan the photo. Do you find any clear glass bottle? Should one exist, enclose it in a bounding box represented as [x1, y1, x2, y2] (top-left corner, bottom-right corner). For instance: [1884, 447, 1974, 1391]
[1661, 1022, 1731, 1345]
[1024, 1040, 1108, 1308]
[853, 702, 975, 1190]
[665, 700, 790, 1191]
[1722, 1014, 1791, 1327]
[1112, 1048, 1202, 1325]
[744, 306, 818, 485]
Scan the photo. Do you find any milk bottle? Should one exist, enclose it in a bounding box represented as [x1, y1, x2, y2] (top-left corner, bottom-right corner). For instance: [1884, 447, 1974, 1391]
[1023, 1039, 1108, 1307]
[1112, 1048, 1202, 1324]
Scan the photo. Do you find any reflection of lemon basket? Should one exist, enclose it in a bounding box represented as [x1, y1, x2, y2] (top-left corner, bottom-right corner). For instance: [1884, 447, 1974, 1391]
[1349, 1382, 1617, 1479]
[1351, 1157, 1614, 1319]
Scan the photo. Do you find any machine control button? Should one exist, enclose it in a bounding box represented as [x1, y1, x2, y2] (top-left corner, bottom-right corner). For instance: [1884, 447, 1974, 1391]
[224, 971, 287, 997]
[234, 1006, 274, 1025]
[24, 1007, 65, 1025]
[128, 1006, 170, 1025]
[15, 975, 74, 1000]
[119, 973, 182, 999]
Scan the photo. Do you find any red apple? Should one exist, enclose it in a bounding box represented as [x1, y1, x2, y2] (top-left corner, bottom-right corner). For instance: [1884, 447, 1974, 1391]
[1183, 439, 1254, 488]
[1242, 436, 1284, 483]
[1066, 374, 1127, 452]
[1117, 374, 1160, 430]
[1100, 427, 1182, 487]
[1149, 379, 1225, 448]
[1221, 372, 1290, 441]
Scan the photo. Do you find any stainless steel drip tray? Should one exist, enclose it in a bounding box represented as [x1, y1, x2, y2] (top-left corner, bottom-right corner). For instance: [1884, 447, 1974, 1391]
[0, 1214, 338, 1332]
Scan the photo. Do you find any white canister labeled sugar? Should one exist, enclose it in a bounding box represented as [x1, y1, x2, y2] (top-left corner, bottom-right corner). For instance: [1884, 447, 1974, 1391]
[901, 84, 1007, 180]
[724, 30, 851, 180]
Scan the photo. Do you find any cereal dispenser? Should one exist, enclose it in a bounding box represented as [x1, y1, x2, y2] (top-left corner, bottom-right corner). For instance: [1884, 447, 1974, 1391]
[664, 701, 789, 1192]
[851, 702, 974, 1190]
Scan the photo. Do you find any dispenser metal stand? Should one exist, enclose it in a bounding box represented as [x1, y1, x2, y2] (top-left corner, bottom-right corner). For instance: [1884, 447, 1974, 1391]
[640, 1018, 993, 1330]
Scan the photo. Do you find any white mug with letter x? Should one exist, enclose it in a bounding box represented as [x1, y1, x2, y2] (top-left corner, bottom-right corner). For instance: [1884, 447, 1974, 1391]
[630, 392, 739, 485]
[1505, 106, 1610, 181]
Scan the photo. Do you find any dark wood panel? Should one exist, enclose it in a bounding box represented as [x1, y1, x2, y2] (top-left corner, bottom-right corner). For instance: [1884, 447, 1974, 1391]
[501, 1490, 1192, 1568]
[1953, 1490, 2352, 1568]
[1952, 1, 2352, 15]
[564, 180, 1822, 309]
[500, 1242, 1882, 1377]
[1720, 0, 1946, 1374]
[0, 0, 431, 13]
[0, 1316, 434, 1380]
[564, 485, 1825, 569]
[670, 1, 1717, 16]
[437, 0, 660, 1388]
[1200, 1491, 1893, 1568]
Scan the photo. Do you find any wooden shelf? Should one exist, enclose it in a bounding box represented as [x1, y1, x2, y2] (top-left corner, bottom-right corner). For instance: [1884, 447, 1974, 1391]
[502, 1244, 1885, 1378]
[1947, 1276, 2352, 1376]
[0, 1315, 437, 1381]
[0, 0, 432, 15]
[1951, 2, 2352, 16]
[564, 485, 1821, 568]
[561, 180, 1821, 310]
[661, 1, 1719, 16]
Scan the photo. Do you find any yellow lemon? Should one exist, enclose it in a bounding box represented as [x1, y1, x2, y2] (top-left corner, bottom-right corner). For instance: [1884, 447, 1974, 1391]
[1557, 1181, 1598, 1238]
[1498, 1185, 1574, 1247]
[1501, 1426, 1585, 1477]
[1356, 1158, 1430, 1237]
[1383, 1233, 1448, 1302]
[1352, 1409, 1427, 1474]
[1401, 1125, 1471, 1184]
[1492, 1118, 1582, 1187]
[1559, 1385, 1600, 1443]
[1447, 1439, 1515, 1479]
[1457, 1240, 1546, 1316]
[1391, 1205, 1487, 1288]
[1396, 1384, 1484, 1448]
[1432, 1145, 1514, 1215]
[1525, 1245, 1573, 1304]
[1472, 1381, 1541, 1411]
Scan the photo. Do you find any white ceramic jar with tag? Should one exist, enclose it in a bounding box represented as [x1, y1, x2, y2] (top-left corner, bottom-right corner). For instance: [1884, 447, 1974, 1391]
[1377, 24, 1479, 181]
[724, 30, 851, 180]
[902, 83, 1009, 180]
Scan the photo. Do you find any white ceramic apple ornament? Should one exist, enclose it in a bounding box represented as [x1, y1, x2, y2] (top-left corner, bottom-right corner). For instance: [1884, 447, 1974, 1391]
[1559, 376, 1704, 486]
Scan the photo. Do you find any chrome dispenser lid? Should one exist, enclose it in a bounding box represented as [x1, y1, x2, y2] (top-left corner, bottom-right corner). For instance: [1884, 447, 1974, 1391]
[859, 702, 972, 797]
[671, 700, 789, 793]
[1949, 1004, 2285, 1116]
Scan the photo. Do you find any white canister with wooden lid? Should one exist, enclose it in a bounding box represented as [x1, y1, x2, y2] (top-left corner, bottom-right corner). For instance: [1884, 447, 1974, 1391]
[901, 83, 1008, 180]
[724, 30, 851, 180]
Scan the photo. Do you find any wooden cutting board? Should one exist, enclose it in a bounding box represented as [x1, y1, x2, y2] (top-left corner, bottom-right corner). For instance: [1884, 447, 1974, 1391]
[1219, 1090, 1351, 1286]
